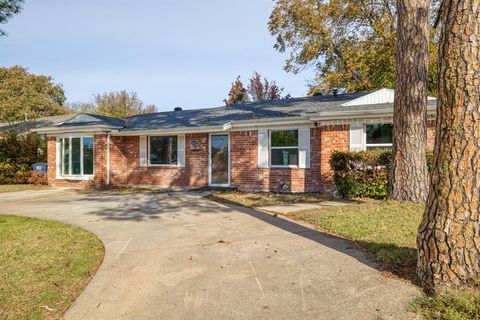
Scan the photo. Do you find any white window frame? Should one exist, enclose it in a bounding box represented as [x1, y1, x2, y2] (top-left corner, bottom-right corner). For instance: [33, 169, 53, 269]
[364, 124, 393, 150]
[148, 135, 179, 167]
[269, 129, 300, 168]
[58, 135, 94, 180]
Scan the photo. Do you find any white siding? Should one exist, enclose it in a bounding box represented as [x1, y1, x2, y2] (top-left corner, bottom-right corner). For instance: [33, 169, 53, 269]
[341, 88, 394, 106]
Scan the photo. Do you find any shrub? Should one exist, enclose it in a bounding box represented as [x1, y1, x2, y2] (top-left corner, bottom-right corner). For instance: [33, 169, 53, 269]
[28, 171, 48, 185]
[330, 149, 433, 199]
[0, 132, 46, 185]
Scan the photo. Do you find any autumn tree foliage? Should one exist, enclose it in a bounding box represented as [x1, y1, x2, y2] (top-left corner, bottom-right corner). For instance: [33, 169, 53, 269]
[417, 0, 480, 290]
[247, 72, 284, 102]
[224, 73, 286, 106]
[0, 0, 23, 36]
[0, 66, 67, 123]
[224, 76, 248, 106]
[268, 0, 440, 94]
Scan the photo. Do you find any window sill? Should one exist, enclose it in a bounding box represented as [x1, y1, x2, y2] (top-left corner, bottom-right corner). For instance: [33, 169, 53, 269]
[56, 175, 93, 181]
[270, 165, 299, 169]
[147, 164, 179, 168]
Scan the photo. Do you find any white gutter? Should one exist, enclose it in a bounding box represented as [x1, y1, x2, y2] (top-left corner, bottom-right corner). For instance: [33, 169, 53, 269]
[309, 106, 437, 121]
[34, 125, 121, 135]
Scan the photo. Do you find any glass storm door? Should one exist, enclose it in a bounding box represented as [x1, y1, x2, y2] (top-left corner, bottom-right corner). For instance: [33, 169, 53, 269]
[209, 134, 229, 186]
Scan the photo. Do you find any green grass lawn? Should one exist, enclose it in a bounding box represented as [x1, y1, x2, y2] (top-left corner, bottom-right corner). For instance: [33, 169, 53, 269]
[207, 190, 333, 207]
[0, 215, 104, 319]
[0, 184, 49, 193]
[283, 200, 480, 320]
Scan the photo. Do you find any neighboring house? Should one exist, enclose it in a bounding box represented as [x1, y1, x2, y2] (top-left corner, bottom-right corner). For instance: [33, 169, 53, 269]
[0, 114, 76, 135]
[34, 88, 437, 193]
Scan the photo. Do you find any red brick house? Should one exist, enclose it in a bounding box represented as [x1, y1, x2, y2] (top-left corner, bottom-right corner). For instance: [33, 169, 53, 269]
[35, 89, 437, 193]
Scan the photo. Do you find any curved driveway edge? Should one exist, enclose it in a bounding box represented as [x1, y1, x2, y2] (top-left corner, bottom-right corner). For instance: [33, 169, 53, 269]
[0, 190, 420, 320]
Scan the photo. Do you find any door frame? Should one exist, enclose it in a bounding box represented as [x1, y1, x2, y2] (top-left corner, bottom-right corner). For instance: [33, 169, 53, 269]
[208, 133, 230, 187]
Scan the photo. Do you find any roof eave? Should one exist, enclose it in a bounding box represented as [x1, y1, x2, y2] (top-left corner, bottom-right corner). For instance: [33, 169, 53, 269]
[33, 125, 122, 135]
[309, 106, 437, 121]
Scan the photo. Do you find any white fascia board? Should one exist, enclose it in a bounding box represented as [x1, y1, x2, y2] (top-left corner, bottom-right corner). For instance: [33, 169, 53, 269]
[112, 125, 225, 136]
[113, 117, 314, 136]
[36, 127, 120, 136]
[309, 105, 437, 121]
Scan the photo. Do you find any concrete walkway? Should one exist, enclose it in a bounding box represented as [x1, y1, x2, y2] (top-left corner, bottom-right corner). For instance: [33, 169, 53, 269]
[257, 200, 349, 215]
[0, 189, 420, 320]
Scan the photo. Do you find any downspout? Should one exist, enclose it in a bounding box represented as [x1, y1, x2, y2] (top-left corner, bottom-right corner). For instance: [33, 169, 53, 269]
[106, 132, 110, 186]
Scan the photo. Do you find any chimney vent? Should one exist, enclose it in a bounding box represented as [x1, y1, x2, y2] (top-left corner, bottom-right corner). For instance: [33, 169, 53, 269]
[174, 107, 182, 112]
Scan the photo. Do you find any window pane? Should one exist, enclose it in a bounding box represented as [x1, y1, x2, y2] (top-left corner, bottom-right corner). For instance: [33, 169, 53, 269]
[271, 130, 298, 147]
[71, 138, 81, 175]
[150, 136, 177, 165]
[63, 138, 70, 175]
[366, 124, 393, 144]
[271, 148, 298, 166]
[83, 137, 94, 175]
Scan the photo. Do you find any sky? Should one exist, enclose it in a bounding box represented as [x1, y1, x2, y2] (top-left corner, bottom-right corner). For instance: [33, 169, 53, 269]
[1, 0, 315, 112]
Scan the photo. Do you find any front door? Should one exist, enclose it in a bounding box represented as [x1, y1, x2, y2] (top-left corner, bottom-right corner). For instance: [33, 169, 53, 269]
[209, 134, 230, 186]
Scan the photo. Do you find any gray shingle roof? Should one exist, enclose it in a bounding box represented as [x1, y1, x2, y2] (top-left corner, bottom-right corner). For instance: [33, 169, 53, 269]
[0, 114, 77, 134]
[122, 92, 368, 131]
[31, 92, 438, 133]
[62, 114, 125, 128]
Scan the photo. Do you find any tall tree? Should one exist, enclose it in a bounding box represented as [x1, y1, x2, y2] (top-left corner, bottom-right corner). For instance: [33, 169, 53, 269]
[417, 0, 480, 290]
[389, 0, 430, 203]
[93, 90, 156, 118]
[0, 66, 66, 123]
[224, 76, 249, 106]
[0, 0, 23, 36]
[224, 73, 287, 105]
[247, 72, 284, 101]
[268, 0, 440, 94]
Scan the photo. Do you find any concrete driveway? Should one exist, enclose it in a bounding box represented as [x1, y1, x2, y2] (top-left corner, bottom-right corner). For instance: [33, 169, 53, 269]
[0, 189, 420, 320]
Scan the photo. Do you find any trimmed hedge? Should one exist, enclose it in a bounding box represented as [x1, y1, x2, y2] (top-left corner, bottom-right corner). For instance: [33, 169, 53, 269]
[0, 132, 46, 184]
[330, 149, 433, 199]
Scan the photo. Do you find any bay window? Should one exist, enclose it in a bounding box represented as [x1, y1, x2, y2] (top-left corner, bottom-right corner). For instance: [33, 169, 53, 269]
[149, 136, 177, 165]
[270, 129, 299, 166]
[365, 124, 393, 149]
[60, 136, 94, 177]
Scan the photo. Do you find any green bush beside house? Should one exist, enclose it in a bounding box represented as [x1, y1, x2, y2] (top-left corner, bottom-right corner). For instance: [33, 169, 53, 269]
[330, 149, 433, 199]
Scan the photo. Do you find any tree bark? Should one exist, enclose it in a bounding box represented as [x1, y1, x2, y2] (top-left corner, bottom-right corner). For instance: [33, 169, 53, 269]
[389, 0, 430, 203]
[417, 0, 480, 290]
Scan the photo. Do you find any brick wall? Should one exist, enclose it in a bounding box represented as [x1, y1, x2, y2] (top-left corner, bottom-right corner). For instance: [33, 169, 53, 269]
[230, 128, 327, 193]
[319, 125, 350, 193]
[47, 135, 107, 188]
[47, 122, 432, 193]
[109, 134, 208, 188]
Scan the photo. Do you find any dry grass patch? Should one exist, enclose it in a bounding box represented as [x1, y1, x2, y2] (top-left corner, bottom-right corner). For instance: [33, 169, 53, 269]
[207, 190, 333, 208]
[0, 184, 49, 193]
[0, 215, 104, 319]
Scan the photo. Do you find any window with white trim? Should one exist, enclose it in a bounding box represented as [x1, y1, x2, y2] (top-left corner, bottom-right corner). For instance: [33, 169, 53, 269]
[365, 124, 393, 149]
[60, 136, 94, 177]
[270, 129, 299, 166]
[149, 136, 177, 165]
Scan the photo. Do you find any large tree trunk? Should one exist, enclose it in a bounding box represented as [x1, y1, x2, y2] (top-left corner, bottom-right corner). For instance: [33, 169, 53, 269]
[417, 0, 480, 290]
[389, 0, 430, 203]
